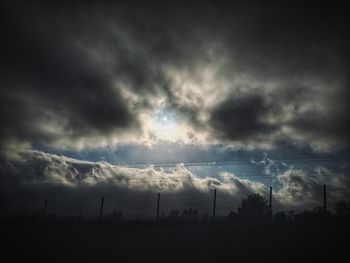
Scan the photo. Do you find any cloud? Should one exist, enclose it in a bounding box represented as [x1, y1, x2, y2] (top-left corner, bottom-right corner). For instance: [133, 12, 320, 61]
[1, 2, 145, 151]
[275, 167, 350, 211]
[1, 150, 349, 216]
[0, 150, 268, 216]
[1, 1, 349, 153]
[209, 93, 276, 142]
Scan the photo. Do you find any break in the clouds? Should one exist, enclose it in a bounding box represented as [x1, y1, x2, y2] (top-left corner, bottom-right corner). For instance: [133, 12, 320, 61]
[1, 1, 349, 153]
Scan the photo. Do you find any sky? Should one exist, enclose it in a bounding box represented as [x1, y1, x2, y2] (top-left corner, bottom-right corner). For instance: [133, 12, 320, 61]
[1, 1, 349, 217]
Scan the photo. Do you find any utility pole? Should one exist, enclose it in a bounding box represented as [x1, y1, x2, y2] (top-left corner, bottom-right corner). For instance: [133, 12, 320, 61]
[99, 197, 104, 223]
[212, 189, 217, 220]
[156, 193, 160, 220]
[323, 184, 327, 211]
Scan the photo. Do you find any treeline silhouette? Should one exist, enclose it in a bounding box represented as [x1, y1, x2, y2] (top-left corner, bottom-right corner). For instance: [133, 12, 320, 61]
[4, 194, 350, 263]
[227, 193, 350, 223]
[5, 193, 350, 225]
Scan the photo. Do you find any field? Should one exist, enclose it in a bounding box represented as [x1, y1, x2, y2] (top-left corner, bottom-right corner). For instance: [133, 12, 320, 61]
[3, 219, 349, 263]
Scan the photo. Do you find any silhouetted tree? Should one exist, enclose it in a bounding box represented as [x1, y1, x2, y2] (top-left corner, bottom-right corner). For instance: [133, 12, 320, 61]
[313, 206, 330, 216]
[273, 211, 287, 223]
[226, 211, 239, 221]
[294, 210, 314, 222]
[168, 208, 181, 221]
[294, 207, 331, 223]
[105, 209, 124, 222]
[237, 193, 269, 220]
[287, 210, 295, 220]
[335, 200, 350, 217]
[167, 208, 199, 221]
[192, 209, 199, 221]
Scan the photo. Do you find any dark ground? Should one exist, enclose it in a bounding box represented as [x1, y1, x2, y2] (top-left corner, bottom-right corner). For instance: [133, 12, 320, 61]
[2, 220, 349, 263]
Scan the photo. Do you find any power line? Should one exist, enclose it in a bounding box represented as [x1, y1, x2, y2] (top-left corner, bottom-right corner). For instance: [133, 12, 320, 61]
[116, 156, 350, 168]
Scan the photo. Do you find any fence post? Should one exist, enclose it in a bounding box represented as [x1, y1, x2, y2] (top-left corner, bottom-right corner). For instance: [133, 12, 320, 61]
[156, 193, 160, 220]
[269, 186, 272, 215]
[99, 197, 104, 223]
[323, 184, 327, 211]
[212, 189, 217, 220]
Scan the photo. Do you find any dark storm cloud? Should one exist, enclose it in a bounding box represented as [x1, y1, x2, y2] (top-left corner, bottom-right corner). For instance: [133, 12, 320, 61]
[218, 1, 349, 80]
[1, 2, 141, 150]
[209, 93, 276, 141]
[1, 1, 349, 153]
[287, 107, 350, 142]
[200, 1, 350, 150]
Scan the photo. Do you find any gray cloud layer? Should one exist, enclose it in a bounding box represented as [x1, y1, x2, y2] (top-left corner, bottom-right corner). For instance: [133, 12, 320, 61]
[1, 1, 349, 153]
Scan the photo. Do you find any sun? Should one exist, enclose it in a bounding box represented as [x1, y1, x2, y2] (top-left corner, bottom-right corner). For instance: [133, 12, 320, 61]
[151, 111, 180, 141]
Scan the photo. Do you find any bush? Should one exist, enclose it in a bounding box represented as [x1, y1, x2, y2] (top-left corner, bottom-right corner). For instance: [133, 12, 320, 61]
[335, 200, 350, 217]
[238, 193, 269, 221]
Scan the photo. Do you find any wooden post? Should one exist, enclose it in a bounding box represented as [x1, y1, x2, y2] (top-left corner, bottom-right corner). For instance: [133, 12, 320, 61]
[269, 186, 272, 214]
[43, 199, 48, 218]
[156, 193, 160, 220]
[323, 184, 327, 211]
[212, 189, 217, 220]
[99, 197, 104, 223]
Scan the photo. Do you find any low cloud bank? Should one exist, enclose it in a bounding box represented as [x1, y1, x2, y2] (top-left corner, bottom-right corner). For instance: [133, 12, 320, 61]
[0, 151, 349, 217]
